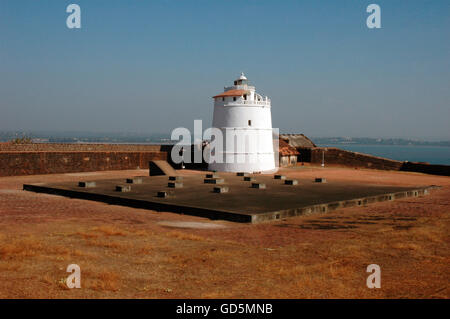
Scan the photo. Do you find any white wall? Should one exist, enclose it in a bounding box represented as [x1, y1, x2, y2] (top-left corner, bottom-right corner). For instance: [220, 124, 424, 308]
[209, 95, 276, 173]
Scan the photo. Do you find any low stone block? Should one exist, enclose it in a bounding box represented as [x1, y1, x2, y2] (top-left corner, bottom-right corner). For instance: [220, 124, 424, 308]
[204, 178, 224, 184]
[243, 176, 256, 182]
[206, 173, 219, 179]
[78, 181, 96, 188]
[157, 191, 173, 198]
[274, 175, 286, 180]
[315, 178, 327, 183]
[236, 172, 249, 177]
[213, 186, 229, 193]
[116, 185, 131, 192]
[251, 183, 266, 189]
[168, 176, 183, 181]
[168, 182, 183, 188]
[285, 179, 298, 185]
[126, 177, 143, 184]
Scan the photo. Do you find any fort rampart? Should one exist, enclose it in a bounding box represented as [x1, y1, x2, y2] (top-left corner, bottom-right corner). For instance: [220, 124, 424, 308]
[299, 147, 449, 176]
[0, 144, 168, 177]
[0, 143, 448, 177]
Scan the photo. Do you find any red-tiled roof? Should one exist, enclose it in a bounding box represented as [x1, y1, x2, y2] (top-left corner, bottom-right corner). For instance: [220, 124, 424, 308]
[213, 89, 249, 98]
[279, 138, 300, 156]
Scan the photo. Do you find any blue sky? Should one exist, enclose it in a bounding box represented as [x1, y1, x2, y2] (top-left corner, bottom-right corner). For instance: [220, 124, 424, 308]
[0, 0, 449, 138]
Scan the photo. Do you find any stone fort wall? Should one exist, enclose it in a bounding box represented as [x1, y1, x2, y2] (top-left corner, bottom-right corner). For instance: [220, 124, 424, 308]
[0, 143, 169, 152]
[1, 143, 448, 177]
[0, 143, 168, 177]
[299, 147, 450, 176]
[307, 147, 403, 170]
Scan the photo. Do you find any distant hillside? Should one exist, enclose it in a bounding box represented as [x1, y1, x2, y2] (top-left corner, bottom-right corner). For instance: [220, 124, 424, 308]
[312, 137, 450, 147]
[1, 131, 449, 147]
[0, 131, 170, 144]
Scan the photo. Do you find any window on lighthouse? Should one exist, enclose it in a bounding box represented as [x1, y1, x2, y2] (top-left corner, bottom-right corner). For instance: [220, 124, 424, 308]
[233, 97, 237, 101]
[248, 120, 252, 126]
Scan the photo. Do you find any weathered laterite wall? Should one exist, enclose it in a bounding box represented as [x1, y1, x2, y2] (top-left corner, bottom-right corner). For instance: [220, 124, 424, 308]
[0, 143, 170, 152]
[297, 147, 449, 176]
[400, 161, 450, 176]
[0, 151, 166, 176]
[1, 143, 449, 177]
[307, 147, 403, 170]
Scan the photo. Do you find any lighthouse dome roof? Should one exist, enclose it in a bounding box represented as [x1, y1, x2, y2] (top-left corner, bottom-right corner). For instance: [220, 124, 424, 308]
[238, 72, 247, 81]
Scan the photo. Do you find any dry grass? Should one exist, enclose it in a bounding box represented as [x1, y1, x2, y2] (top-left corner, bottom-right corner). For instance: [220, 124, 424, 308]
[84, 239, 124, 250]
[0, 261, 22, 272]
[135, 244, 153, 255]
[74, 231, 100, 240]
[409, 225, 446, 243]
[0, 236, 43, 259]
[0, 167, 448, 298]
[85, 270, 120, 292]
[92, 225, 127, 236]
[165, 231, 207, 241]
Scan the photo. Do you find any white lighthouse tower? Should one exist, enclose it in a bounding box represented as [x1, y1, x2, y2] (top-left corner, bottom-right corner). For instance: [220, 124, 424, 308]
[208, 73, 276, 173]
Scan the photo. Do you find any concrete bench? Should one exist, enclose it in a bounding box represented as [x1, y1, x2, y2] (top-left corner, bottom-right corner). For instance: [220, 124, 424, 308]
[285, 179, 298, 185]
[204, 178, 224, 184]
[213, 186, 229, 193]
[78, 181, 96, 188]
[157, 190, 173, 198]
[251, 183, 266, 189]
[236, 172, 249, 177]
[116, 185, 131, 192]
[168, 182, 183, 188]
[126, 177, 143, 184]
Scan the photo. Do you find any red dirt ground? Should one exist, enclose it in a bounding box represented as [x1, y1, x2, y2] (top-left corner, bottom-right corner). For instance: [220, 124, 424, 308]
[0, 166, 448, 298]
